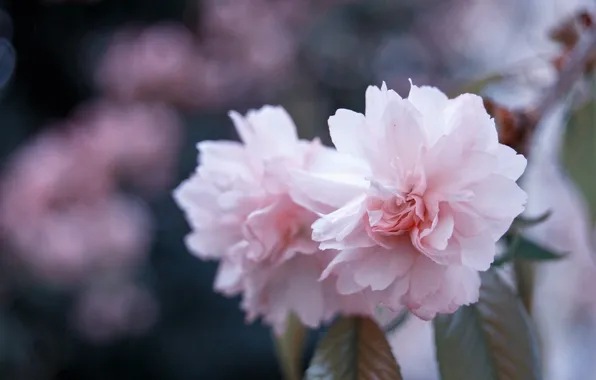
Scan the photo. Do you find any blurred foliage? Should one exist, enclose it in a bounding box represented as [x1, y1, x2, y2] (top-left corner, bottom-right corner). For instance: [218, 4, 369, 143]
[562, 78, 596, 227]
[494, 212, 564, 267]
[494, 236, 565, 266]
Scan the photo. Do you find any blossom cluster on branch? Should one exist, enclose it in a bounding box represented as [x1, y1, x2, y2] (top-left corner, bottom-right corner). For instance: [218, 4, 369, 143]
[174, 81, 528, 333]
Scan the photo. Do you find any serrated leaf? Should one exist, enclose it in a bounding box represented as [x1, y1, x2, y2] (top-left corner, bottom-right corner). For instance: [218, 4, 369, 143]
[562, 85, 596, 225]
[493, 235, 565, 266]
[273, 314, 307, 380]
[434, 269, 542, 380]
[305, 316, 403, 380]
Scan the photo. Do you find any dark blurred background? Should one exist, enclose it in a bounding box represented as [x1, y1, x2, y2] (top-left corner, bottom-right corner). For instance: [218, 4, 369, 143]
[0, 0, 567, 379]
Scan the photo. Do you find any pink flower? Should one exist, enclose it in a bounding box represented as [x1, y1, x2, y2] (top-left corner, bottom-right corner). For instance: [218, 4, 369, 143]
[292, 82, 528, 319]
[69, 101, 181, 193]
[73, 280, 158, 343]
[0, 101, 175, 285]
[173, 106, 372, 333]
[95, 24, 198, 107]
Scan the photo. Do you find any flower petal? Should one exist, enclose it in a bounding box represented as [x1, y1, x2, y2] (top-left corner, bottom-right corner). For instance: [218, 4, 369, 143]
[353, 244, 416, 291]
[423, 204, 455, 251]
[365, 82, 402, 121]
[312, 195, 370, 246]
[229, 106, 299, 159]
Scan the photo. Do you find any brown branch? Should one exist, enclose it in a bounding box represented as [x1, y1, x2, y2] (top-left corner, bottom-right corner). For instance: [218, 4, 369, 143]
[524, 24, 596, 152]
[485, 20, 596, 155]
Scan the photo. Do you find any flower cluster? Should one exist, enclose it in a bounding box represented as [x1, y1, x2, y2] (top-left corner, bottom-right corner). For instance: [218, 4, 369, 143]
[174, 81, 527, 332]
[0, 101, 179, 284]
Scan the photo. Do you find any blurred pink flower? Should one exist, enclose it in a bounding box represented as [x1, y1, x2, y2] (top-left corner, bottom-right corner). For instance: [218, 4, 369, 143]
[174, 105, 372, 334]
[96, 24, 200, 107]
[73, 281, 158, 343]
[96, 1, 303, 109]
[69, 101, 181, 193]
[202, 0, 295, 71]
[0, 101, 179, 284]
[14, 195, 151, 284]
[293, 82, 527, 319]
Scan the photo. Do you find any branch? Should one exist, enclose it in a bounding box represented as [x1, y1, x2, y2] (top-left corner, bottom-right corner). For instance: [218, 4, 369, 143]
[486, 21, 596, 155]
[525, 24, 596, 149]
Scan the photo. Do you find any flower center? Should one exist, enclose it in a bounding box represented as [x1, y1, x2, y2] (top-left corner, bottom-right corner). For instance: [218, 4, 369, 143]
[368, 193, 425, 236]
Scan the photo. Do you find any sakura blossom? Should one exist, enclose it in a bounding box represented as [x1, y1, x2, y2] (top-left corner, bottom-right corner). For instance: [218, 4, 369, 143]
[173, 105, 372, 334]
[292, 82, 528, 319]
[0, 101, 179, 285]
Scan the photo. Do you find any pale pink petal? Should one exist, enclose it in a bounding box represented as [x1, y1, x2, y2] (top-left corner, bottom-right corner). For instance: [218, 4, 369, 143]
[337, 270, 367, 294]
[228, 110, 256, 147]
[421, 204, 455, 251]
[306, 144, 371, 178]
[328, 109, 368, 159]
[197, 140, 245, 167]
[377, 277, 410, 310]
[407, 83, 450, 145]
[246, 105, 298, 147]
[468, 174, 527, 238]
[184, 230, 242, 259]
[405, 255, 446, 308]
[494, 144, 527, 180]
[407, 84, 449, 115]
[365, 82, 402, 121]
[311, 195, 370, 246]
[458, 231, 496, 271]
[229, 106, 299, 159]
[214, 255, 244, 296]
[424, 141, 497, 194]
[318, 222, 376, 251]
[450, 205, 486, 237]
[444, 93, 498, 152]
[261, 255, 326, 334]
[382, 99, 426, 173]
[320, 248, 365, 280]
[409, 265, 480, 319]
[353, 244, 416, 291]
[288, 169, 368, 213]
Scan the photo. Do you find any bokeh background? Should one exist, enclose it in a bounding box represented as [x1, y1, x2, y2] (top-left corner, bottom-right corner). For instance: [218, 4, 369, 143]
[0, 0, 593, 379]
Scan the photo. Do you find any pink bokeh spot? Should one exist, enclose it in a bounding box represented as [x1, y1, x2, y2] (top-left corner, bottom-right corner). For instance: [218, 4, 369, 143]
[0, 101, 179, 286]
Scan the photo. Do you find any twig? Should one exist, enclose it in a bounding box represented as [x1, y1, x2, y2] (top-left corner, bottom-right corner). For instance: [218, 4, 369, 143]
[524, 24, 596, 151]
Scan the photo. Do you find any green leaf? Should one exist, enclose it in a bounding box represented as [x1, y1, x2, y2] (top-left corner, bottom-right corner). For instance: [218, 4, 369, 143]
[562, 86, 596, 224]
[434, 269, 542, 380]
[493, 235, 565, 266]
[305, 316, 403, 380]
[273, 314, 307, 380]
[511, 236, 565, 262]
[510, 211, 552, 231]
